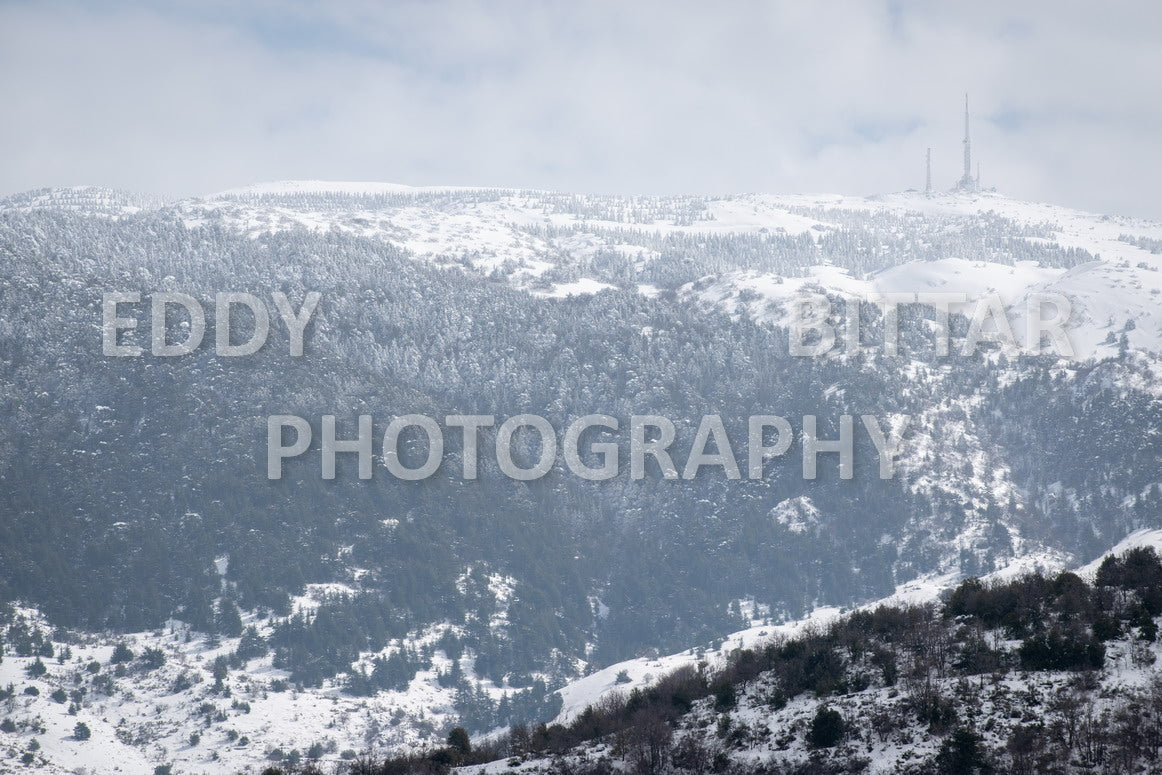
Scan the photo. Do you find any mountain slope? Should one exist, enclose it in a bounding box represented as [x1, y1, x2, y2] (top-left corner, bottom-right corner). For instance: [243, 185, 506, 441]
[0, 182, 1159, 773]
[430, 545, 1162, 775]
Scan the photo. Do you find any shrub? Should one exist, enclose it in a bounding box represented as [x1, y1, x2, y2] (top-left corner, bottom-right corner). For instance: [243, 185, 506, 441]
[1018, 628, 1105, 671]
[935, 727, 994, 774]
[914, 689, 958, 734]
[139, 647, 166, 670]
[170, 672, 194, 693]
[807, 706, 844, 748]
[448, 727, 471, 755]
[1093, 615, 1121, 641]
[712, 679, 737, 711]
[73, 722, 91, 741]
[110, 643, 134, 664]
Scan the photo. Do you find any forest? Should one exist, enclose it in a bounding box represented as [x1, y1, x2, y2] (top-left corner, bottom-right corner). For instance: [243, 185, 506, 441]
[0, 188, 1158, 731]
[258, 547, 1162, 775]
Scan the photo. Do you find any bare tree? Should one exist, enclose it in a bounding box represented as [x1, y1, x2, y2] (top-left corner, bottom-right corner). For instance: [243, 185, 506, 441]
[627, 707, 672, 775]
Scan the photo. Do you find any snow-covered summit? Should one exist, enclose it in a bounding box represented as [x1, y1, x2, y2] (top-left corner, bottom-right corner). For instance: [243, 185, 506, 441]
[0, 185, 167, 215]
[207, 180, 502, 199]
[5, 181, 1162, 358]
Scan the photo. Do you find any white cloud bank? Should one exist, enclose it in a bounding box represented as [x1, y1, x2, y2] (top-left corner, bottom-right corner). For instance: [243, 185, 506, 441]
[1, 0, 1159, 218]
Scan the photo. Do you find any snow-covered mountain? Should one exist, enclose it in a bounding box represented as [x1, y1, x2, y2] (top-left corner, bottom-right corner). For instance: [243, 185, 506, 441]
[0, 526, 1151, 775]
[0, 182, 1160, 774]
[173, 183, 1162, 361]
[457, 538, 1162, 775]
[192, 184, 1162, 355]
[12, 181, 1162, 360]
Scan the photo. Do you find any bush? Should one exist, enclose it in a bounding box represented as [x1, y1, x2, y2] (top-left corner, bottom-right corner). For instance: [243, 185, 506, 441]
[448, 727, 471, 755]
[73, 722, 91, 741]
[1093, 615, 1121, 641]
[807, 706, 844, 748]
[236, 627, 269, 662]
[946, 576, 1049, 637]
[1018, 628, 1105, 671]
[935, 727, 993, 774]
[1097, 547, 1162, 590]
[110, 642, 134, 664]
[170, 672, 194, 693]
[712, 679, 737, 711]
[914, 689, 958, 734]
[139, 647, 166, 670]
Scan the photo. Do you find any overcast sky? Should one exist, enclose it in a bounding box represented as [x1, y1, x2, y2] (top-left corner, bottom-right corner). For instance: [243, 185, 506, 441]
[1, 1, 1159, 218]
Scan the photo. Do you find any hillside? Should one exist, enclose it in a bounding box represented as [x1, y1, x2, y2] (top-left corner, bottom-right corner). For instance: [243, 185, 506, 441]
[323, 544, 1162, 775]
[0, 183, 1160, 772]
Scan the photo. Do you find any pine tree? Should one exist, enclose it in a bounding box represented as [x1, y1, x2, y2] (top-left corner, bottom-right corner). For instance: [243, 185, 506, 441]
[447, 727, 471, 756]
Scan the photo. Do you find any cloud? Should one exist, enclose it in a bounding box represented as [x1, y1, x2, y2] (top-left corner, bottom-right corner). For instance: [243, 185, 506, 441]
[1, 0, 1159, 218]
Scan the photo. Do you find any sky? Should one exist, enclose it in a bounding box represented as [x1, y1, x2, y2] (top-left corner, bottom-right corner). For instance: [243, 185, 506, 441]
[1, 0, 1159, 219]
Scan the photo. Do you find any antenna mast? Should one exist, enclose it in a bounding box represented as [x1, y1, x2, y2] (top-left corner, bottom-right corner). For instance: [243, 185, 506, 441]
[955, 93, 977, 192]
[963, 94, 971, 182]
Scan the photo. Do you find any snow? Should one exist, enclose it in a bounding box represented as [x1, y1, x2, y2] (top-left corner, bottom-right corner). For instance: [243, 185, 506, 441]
[1075, 528, 1162, 579]
[676, 191, 1162, 360]
[549, 534, 1099, 732]
[474, 524, 1162, 775]
[768, 497, 820, 534]
[170, 182, 1162, 361]
[702, 195, 833, 235]
[0, 611, 505, 774]
[209, 181, 499, 198]
[0, 558, 537, 775]
[7, 181, 1162, 773]
[681, 259, 1089, 355]
[553, 604, 844, 727]
[0, 185, 166, 216]
[533, 279, 617, 298]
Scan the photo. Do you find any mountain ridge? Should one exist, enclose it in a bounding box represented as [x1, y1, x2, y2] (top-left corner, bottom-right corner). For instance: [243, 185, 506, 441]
[0, 180, 1160, 773]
